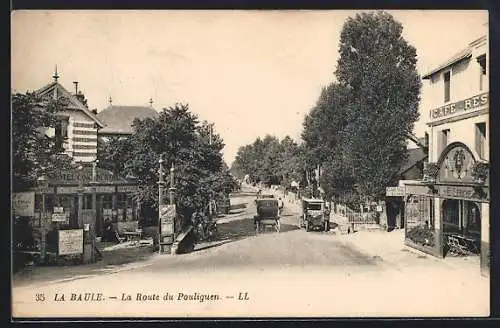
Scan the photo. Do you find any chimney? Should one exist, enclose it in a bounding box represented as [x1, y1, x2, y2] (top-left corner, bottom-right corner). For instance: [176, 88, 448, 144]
[73, 81, 79, 95]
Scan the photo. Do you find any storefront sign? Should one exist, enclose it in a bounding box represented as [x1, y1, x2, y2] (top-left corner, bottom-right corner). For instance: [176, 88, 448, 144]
[56, 186, 115, 194]
[12, 192, 35, 217]
[117, 185, 139, 193]
[58, 229, 84, 255]
[437, 185, 488, 202]
[160, 205, 176, 237]
[429, 92, 488, 121]
[51, 167, 118, 184]
[386, 186, 405, 197]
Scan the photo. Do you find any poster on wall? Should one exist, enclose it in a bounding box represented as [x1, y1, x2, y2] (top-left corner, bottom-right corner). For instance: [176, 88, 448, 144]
[58, 229, 84, 255]
[12, 192, 35, 217]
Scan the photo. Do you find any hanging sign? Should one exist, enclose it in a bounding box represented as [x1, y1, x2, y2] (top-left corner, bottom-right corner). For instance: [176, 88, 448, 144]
[160, 204, 176, 237]
[52, 213, 68, 222]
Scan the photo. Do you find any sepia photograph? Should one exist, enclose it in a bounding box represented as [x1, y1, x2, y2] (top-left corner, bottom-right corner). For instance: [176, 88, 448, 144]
[11, 9, 490, 318]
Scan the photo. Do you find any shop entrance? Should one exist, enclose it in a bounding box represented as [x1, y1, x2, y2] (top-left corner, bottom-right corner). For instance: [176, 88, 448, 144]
[386, 198, 405, 231]
[442, 199, 481, 257]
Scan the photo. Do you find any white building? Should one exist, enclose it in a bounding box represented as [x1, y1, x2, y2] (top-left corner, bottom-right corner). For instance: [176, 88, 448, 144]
[36, 71, 105, 162]
[404, 26, 489, 276]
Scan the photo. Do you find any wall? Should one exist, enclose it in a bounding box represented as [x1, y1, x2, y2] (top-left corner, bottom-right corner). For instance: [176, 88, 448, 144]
[66, 110, 98, 162]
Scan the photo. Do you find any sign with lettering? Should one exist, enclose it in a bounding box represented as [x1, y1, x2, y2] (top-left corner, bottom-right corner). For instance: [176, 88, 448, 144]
[117, 185, 139, 193]
[437, 185, 488, 202]
[56, 186, 115, 194]
[52, 213, 68, 222]
[50, 166, 130, 185]
[386, 186, 405, 197]
[429, 92, 488, 121]
[58, 229, 84, 255]
[12, 192, 35, 217]
[160, 205, 176, 237]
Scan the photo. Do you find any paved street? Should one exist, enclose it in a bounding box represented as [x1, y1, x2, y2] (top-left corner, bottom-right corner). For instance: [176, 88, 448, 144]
[12, 187, 489, 318]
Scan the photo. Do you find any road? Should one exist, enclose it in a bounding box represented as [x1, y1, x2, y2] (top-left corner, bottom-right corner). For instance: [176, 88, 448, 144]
[12, 188, 489, 318]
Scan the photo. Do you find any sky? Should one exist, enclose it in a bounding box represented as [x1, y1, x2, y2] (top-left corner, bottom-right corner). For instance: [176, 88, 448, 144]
[11, 10, 488, 165]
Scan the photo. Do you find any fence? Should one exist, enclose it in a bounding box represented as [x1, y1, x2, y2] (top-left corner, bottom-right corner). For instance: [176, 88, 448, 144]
[346, 207, 379, 225]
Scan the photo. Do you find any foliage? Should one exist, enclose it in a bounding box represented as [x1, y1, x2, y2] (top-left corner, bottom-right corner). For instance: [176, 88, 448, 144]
[12, 92, 73, 190]
[333, 11, 421, 200]
[231, 11, 422, 207]
[99, 103, 237, 224]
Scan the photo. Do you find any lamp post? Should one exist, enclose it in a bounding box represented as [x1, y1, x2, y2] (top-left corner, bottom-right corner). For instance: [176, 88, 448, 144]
[169, 163, 176, 240]
[37, 175, 49, 263]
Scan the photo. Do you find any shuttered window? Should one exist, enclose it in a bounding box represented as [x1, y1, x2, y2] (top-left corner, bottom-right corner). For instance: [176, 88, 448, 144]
[475, 122, 486, 159]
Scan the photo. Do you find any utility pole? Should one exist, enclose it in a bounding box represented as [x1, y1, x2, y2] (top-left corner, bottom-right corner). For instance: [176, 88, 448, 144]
[208, 124, 213, 217]
[158, 157, 165, 254]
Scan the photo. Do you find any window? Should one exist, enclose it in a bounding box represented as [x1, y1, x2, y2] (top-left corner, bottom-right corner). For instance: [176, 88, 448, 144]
[83, 195, 93, 210]
[444, 71, 451, 102]
[54, 119, 68, 151]
[475, 122, 486, 159]
[440, 129, 450, 155]
[478, 54, 487, 91]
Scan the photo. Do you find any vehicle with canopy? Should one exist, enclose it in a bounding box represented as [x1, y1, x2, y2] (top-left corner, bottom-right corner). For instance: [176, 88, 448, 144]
[299, 198, 330, 232]
[254, 197, 280, 234]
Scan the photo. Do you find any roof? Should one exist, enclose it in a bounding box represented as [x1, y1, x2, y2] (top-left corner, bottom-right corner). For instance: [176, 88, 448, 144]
[399, 148, 428, 175]
[422, 47, 472, 79]
[96, 105, 159, 135]
[35, 81, 105, 128]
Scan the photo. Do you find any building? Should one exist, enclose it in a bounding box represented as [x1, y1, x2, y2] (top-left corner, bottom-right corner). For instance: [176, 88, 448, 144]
[403, 29, 489, 276]
[385, 146, 428, 230]
[14, 71, 152, 263]
[96, 98, 159, 140]
[35, 70, 105, 162]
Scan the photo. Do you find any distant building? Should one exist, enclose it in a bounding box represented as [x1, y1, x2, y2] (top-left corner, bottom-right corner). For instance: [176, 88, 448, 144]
[96, 99, 159, 140]
[35, 71, 105, 162]
[404, 28, 489, 276]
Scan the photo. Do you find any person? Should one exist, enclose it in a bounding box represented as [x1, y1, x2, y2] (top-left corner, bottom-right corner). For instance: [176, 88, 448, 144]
[278, 197, 284, 216]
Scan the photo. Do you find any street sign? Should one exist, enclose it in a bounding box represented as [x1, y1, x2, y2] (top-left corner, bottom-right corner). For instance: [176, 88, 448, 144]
[160, 204, 176, 237]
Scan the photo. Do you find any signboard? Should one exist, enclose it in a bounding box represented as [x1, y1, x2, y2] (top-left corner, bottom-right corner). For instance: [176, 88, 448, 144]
[58, 229, 84, 255]
[53, 207, 64, 214]
[429, 92, 488, 121]
[386, 186, 405, 197]
[52, 213, 68, 222]
[117, 185, 139, 193]
[56, 186, 115, 194]
[160, 204, 176, 237]
[12, 192, 35, 217]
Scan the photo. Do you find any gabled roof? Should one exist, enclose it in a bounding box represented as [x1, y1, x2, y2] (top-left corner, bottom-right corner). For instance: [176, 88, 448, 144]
[96, 105, 159, 135]
[422, 47, 472, 79]
[36, 81, 105, 128]
[399, 148, 428, 175]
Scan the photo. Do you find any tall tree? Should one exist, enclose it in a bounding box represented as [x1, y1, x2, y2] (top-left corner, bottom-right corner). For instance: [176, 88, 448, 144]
[334, 11, 421, 200]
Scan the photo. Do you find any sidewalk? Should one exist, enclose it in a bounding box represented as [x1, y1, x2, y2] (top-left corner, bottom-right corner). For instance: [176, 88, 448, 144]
[13, 241, 156, 288]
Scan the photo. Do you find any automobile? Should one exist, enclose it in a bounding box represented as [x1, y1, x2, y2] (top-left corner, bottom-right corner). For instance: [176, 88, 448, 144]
[299, 198, 330, 232]
[254, 197, 280, 234]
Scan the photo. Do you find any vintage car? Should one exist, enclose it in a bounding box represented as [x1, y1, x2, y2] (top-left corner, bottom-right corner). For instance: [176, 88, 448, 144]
[254, 198, 280, 234]
[299, 198, 330, 232]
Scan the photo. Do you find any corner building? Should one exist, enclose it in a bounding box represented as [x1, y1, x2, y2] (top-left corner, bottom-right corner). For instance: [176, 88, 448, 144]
[404, 28, 489, 276]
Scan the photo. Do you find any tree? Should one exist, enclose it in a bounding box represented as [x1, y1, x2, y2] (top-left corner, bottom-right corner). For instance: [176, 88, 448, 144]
[101, 103, 235, 224]
[316, 12, 421, 198]
[12, 92, 73, 190]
